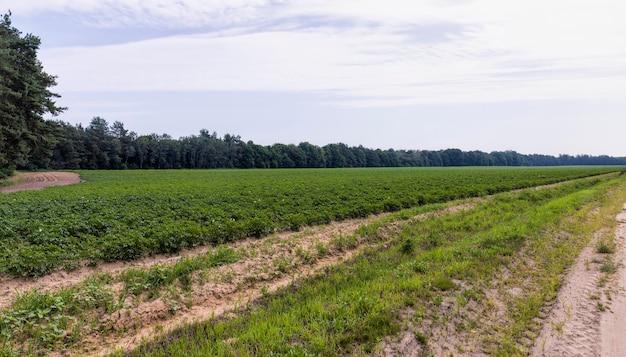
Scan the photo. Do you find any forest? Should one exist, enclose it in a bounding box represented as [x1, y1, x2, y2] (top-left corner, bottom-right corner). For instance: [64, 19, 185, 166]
[19, 116, 626, 171]
[2, 11, 625, 176]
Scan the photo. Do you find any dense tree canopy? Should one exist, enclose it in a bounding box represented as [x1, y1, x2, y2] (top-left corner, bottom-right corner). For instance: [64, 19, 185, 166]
[1, 14, 624, 174]
[20, 117, 622, 171]
[0, 12, 64, 177]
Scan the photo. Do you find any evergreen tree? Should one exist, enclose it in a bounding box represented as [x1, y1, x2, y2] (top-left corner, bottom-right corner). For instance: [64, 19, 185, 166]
[0, 12, 64, 177]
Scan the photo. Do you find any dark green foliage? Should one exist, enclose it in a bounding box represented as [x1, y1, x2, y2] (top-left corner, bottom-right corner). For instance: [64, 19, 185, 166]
[400, 238, 414, 254]
[0, 167, 620, 277]
[246, 216, 274, 238]
[5, 244, 61, 277]
[100, 234, 149, 262]
[39, 119, 626, 170]
[126, 174, 624, 357]
[0, 12, 65, 175]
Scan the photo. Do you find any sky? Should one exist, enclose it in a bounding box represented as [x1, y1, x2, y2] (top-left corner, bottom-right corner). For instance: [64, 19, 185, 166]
[4, 0, 626, 156]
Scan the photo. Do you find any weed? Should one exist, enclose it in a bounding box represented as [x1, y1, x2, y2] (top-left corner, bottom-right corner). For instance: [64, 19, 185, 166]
[316, 242, 329, 258]
[551, 320, 564, 337]
[432, 275, 455, 291]
[600, 260, 617, 274]
[400, 238, 414, 254]
[273, 257, 291, 274]
[598, 275, 609, 288]
[415, 331, 428, 344]
[597, 240, 616, 254]
[406, 260, 429, 274]
[296, 248, 316, 264]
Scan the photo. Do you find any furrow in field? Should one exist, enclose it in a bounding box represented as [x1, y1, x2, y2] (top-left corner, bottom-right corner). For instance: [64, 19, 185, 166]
[4, 202, 474, 356]
[87, 204, 477, 356]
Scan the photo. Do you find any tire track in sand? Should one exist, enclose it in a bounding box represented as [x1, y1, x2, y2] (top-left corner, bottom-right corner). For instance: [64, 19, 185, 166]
[532, 203, 626, 356]
[0, 172, 81, 193]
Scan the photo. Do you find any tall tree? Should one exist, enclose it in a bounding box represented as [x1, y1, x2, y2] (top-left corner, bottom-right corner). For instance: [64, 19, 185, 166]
[0, 12, 65, 177]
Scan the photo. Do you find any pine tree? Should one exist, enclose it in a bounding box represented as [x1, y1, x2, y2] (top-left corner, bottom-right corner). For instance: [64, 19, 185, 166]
[0, 12, 65, 177]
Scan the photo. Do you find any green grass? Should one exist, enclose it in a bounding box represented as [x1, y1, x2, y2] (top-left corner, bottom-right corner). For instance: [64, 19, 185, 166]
[597, 240, 616, 254]
[119, 246, 239, 295]
[0, 274, 115, 355]
[0, 247, 240, 355]
[123, 173, 626, 356]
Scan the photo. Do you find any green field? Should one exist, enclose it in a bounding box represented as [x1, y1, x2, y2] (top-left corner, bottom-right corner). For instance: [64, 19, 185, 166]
[0, 167, 619, 277]
[1, 167, 626, 356]
[124, 172, 626, 356]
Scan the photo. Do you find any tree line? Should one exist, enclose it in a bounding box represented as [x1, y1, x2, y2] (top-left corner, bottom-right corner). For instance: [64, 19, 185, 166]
[17, 116, 624, 171]
[3, 11, 626, 177]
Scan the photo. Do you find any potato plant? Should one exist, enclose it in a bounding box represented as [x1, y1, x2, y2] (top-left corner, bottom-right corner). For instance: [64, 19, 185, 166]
[0, 167, 620, 277]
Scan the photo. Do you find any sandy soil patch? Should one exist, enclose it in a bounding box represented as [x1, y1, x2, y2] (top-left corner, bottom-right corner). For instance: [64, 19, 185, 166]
[531, 203, 626, 356]
[0, 172, 81, 193]
[599, 205, 626, 356]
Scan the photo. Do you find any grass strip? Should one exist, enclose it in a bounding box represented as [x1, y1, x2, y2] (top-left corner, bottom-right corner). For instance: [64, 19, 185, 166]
[124, 174, 626, 356]
[0, 247, 239, 355]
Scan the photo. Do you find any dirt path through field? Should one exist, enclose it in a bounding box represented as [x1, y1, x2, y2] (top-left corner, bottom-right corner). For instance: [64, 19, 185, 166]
[599, 205, 626, 356]
[0, 212, 387, 310]
[0, 172, 81, 193]
[532, 203, 626, 356]
[0, 202, 474, 357]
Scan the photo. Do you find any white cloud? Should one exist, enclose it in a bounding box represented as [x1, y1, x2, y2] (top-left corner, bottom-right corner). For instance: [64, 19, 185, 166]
[7, 0, 279, 28]
[28, 0, 626, 106]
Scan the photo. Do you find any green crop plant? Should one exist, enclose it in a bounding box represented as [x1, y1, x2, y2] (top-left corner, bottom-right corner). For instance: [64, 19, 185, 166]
[1, 167, 619, 278]
[122, 173, 626, 356]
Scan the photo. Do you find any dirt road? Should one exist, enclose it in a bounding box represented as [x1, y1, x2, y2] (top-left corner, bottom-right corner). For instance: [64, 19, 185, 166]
[0, 172, 81, 193]
[532, 204, 626, 356]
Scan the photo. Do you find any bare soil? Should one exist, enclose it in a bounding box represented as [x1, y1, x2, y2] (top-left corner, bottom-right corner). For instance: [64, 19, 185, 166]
[599, 206, 626, 356]
[0, 202, 475, 356]
[531, 203, 626, 356]
[4, 174, 624, 356]
[377, 184, 625, 357]
[0, 172, 81, 193]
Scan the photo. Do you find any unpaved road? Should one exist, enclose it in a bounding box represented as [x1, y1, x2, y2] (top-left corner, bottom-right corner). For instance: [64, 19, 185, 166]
[532, 203, 626, 356]
[0, 172, 81, 193]
[599, 205, 626, 356]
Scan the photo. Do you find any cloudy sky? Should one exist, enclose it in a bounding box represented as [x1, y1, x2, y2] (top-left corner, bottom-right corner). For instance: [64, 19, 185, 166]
[5, 1, 626, 156]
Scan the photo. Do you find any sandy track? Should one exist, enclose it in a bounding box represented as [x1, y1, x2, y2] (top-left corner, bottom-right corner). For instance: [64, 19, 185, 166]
[599, 205, 626, 356]
[0, 172, 81, 193]
[532, 203, 626, 356]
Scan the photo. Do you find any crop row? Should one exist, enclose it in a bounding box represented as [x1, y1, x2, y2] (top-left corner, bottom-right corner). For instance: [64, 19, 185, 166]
[125, 173, 626, 356]
[0, 167, 621, 277]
